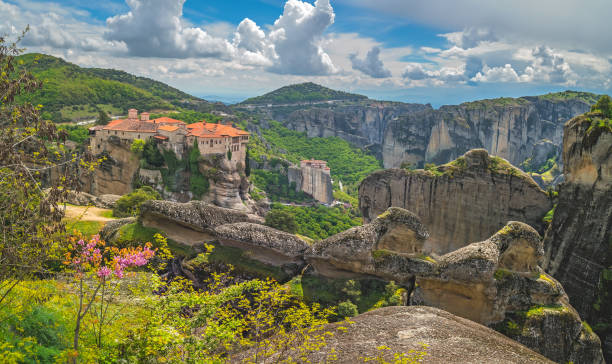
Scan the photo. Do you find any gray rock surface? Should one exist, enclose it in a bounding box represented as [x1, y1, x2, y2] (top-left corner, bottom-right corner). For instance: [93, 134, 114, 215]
[214, 222, 310, 276]
[410, 221, 603, 364]
[543, 110, 612, 361]
[307, 207, 433, 284]
[359, 149, 552, 254]
[100, 217, 136, 242]
[140, 200, 262, 233]
[236, 306, 554, 364]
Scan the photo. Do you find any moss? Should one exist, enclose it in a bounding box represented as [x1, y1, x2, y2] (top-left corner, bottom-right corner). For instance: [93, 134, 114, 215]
[497, 225, 514, 235]
[372, 249, 394, 260]
[416, 254, 437, 263]
[522, 304, 567, 319]
[543, 206, 556, 224]
[538, 273, 556, 286]
[494, 268, 513, 281]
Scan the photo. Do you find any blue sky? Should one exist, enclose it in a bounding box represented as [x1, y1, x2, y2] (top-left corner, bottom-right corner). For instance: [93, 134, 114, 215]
[2, 0, 611, 106]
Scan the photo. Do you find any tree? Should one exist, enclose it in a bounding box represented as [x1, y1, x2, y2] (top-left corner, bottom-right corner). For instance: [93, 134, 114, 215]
[0, 29, 95, 311]
[265, 209, 298, 234]
[95, 108, 111, 125]
[142, 138, 164, 167]
[130, 139, 145, 156]
[245, 147, 251, 176]
[113, 186, 160, 217]
[592, 95, 612, 118]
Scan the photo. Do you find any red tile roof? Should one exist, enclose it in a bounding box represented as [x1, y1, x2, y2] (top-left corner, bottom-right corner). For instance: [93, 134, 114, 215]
[187, 122, 249, 138]
[102, 119, 157, 133]
[158, 125, 179, 132]
[150, 117, 185, 124]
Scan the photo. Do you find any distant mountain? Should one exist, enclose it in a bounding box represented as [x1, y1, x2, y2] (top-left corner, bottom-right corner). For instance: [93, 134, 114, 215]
[240, 82, 368, 105]
[17, 53, 217, 122]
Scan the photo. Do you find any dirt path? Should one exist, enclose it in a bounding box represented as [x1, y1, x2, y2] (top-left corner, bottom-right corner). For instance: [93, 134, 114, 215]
[63, 205, 116, 222]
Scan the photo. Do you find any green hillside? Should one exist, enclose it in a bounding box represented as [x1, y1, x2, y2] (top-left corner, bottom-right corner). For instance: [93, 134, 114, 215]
[241, 82, 367, 105]
[16, 53, 214, 122]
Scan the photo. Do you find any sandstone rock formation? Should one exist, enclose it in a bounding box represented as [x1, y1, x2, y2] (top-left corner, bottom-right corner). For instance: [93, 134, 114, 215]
[543, 110, 612, 360]
[307, 207, 432, 284]
[359, 149, 552, 254]
[85, 139, 140, 196]
[244, 93, 593, 169]
[140, 200, 262, 246]
[411, 221, 603, 364]
[288, 161, 333, 204]
[200, 154, 252, 211]
[237, 306, 554, 364]
[214, 222, 310, 277]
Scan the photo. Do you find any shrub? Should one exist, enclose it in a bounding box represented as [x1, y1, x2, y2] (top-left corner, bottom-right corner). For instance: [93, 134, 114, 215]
[337, 300, 358, 318]
[142, 138, 164, 168]
[265, 209, 298, 234]
[592, 95, 612, 118]
[113, 186, 160, 217]
[130, 139, 145, 155]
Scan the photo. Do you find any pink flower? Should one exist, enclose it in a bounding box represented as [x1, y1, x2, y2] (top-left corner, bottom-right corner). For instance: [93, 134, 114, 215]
[97, 267, 112, 279]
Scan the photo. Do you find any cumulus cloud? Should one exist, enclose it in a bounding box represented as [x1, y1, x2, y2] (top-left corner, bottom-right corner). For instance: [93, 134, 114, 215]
[105, 0, 235, 59]
[350, 47, 391, 78]
[265, 0, 337, 75]
[441, 28, 497, 49]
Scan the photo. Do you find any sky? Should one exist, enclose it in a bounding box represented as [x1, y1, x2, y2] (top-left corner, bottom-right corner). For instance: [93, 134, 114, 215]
[1, 0, 611, 106]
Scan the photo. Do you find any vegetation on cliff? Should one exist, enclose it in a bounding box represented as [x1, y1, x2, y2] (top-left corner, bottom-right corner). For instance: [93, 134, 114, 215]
[251, 121, 381, 196]
[241, 82, 367, 105]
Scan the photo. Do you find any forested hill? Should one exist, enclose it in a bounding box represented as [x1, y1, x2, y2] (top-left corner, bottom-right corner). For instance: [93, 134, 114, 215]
[240, 82, 368, 105]
[16, 53, 221, 122]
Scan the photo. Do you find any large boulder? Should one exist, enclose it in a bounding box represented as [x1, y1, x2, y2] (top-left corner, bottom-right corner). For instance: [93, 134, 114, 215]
[307, 207, 433, 284]
[139, 200, 263, 246]
[214, 222, 310, 277]
[236, 306, 553, 364]
[359, 149, 552, 254]
[543, 110, 612, 360]
[412, 221, 604, 364]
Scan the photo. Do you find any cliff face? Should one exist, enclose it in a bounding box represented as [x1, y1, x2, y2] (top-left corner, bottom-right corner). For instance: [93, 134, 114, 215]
[288, 165, 333, 204]
[263, 101, 431, 149]
[543, 112, 612, 360]
[359, 149, 552, 254]
[256, 97, 591, 169]
[85, 139, 140, 196]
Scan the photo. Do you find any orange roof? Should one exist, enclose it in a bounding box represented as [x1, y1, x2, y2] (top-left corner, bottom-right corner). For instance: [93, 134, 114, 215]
[187, 122, 250, 138]
[150, 117, 185, 124]
[153, 135, 168, 140]
[102, 119, 156, 133]
[158, 125, 179, 132]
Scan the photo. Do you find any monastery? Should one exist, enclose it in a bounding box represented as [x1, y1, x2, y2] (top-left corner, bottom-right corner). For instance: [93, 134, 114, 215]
[89, 109, 250, 163]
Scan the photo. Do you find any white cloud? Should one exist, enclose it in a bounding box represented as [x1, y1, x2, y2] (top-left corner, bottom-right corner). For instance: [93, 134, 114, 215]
[344, 0, 612, 54]
[440, 28, 497, 49]
[350, 46, 392, 78]
[265, 0, 337, 75]
[472, 64, 520, 83]
[105, 0, 235, 59]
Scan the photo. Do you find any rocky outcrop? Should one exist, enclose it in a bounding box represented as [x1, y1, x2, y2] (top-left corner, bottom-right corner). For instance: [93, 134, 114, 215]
[251, 94, 593, 169]
[411, 221, 603, 364]
[140, 200, 262, 231]
[99, 217, 136, 242]
[359, 149, 552, 254]
[85, 139, 140, 196]
[543, 111, 612, 360]
[288, 164, 333, 204]
[237, 306, 554, 364]
[199, 154, 252, 211]
[63, 190, 121, 209]
[307, 207, 432, 284]
[214, 222, 310, 277]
